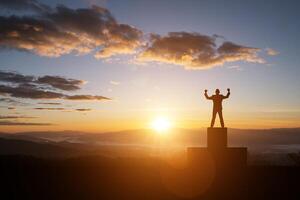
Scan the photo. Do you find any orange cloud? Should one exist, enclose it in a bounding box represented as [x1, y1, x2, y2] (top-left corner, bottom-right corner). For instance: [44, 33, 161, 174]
[0, 4, 142, 58]
[0, 1, 273, 71]
[138, 32, 264, 69]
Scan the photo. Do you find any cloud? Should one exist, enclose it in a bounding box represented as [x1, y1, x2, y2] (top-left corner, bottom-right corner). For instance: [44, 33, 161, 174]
[0, 85, 65, 99]
[75, 108, 92, 111]
[65, 95, 111, 101]
[0, 71, 34, 84]
[38, 102, 61, 105]
[37, 76, 85, 91]
[138, 32, 264, 69]
[0, 84, 111, 101]
[266, 48, 279, 56]
[8, 107, 16, 110]
[34, 107, 65, 110]
[0, 115, 35, 119]
[110, 81, 120, 85]
[0, 70, 84, 91]
[0, 1, 274, 70]
[0, 120, 52, 126]
[34, 107, 93, 112]
[0, 0, 51, 13]
[0, 3, 142, 58]
[227, 65, 243, 71]
[0, 70, 111, 101]
[0, 97, 26, 105]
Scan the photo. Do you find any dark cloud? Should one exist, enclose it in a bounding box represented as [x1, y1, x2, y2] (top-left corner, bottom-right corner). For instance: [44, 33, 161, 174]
[0, 85, 64, 99]
[0, 97, 24, 105]
[0, 70, 110, 101]
[0, 70, 84, 91]
[0, 3, 142, 58]
[0, 115, 35, 119]
[138, 32, 264, 69]
[0, 84, 110, 101]
[65, 95, 111, 101]
[38, 102, 61, 105]
[0, 120, 52, 126]
[0, 84, 111, 101]
[37, 76, 84, 91]
[75, 108, 92, 111]
[0, 70, 34, 83]
[34, 107, 65, 110]
[8, 107, 16, 110]
[0, 0, 51, 13]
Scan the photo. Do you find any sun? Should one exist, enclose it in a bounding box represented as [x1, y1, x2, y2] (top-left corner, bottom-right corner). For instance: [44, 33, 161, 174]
[151, 116, 172, 133]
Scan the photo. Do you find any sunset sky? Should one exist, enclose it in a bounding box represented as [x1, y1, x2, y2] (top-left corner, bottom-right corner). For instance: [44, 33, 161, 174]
[0, 0, 299, 132]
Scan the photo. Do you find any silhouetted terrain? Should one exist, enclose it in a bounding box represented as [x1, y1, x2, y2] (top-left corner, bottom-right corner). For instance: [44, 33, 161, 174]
[1, 128, 300, 165]
[1, 128, 300, 146]
[1, 128, 300, 199]
[0, 154, 299, 200]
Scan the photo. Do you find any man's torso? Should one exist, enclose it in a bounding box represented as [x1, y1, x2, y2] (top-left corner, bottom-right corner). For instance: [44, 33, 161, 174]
[211, 95, 224, 110]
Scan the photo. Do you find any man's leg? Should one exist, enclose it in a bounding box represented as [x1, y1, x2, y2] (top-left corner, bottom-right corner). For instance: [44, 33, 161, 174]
[218, 110, 225, 128]
[211, 110, 217, 127]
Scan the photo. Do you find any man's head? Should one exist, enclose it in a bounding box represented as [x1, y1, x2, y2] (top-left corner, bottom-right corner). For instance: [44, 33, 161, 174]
[215, 89, 220, 95]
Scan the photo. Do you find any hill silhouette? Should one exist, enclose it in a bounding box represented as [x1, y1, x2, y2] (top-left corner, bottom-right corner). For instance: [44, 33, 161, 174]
[1, 128, 300, 147]
[0, 128, 300, 199]
[1, 128, 300, 165]
[0, 138, 80, 157]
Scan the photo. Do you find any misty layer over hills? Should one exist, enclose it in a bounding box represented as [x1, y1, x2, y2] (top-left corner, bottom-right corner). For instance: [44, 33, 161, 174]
[0, 128, 300, 166]
[1, 128, 300, 146]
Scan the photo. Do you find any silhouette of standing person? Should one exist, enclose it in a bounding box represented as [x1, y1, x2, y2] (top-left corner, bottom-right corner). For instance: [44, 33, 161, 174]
[204, 88, 230, 128]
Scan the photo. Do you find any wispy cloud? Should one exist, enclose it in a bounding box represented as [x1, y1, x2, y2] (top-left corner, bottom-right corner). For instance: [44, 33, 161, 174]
[65, 95, 110, 101]
[75, 108, 92, 111]
[34, 107, 65, 110]
[34, 107, 93, 112]
[227, 65, 243, 71]
[266, 48, 279, 56]
[110, 81, 120, 85]
[0, 121, 52, 126]
[0, 115, 36, 119]
[0, 97, 27, 106]
[38, 102, 62, 105]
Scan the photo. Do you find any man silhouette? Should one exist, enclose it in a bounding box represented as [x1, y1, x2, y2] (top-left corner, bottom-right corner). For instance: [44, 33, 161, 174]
[204, 88, 230, 128]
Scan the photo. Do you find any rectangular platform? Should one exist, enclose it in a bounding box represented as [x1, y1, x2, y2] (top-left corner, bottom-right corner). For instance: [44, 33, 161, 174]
[187, 147, 247, 169]
[207, 127, 227, 149]
[187, 147, 211, 165]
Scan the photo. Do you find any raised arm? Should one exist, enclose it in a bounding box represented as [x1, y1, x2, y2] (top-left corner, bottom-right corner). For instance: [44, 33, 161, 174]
[223, 88, 230, 99]
[204, 90, 212, 100]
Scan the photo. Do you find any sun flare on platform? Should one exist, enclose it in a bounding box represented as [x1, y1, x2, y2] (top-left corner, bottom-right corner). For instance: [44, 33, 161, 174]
[151, 116, 172, 133]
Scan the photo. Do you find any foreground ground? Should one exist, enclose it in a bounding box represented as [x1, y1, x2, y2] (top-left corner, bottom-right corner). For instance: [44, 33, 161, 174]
[0, 155, 299, 200]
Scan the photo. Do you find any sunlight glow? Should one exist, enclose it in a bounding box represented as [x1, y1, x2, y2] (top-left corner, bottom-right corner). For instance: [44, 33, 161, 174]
[151, 116, 172, 133]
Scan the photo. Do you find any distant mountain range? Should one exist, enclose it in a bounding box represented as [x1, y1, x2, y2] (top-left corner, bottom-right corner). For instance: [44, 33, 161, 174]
[1, 128, 300, 146]
[0, 128, 300, 165]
